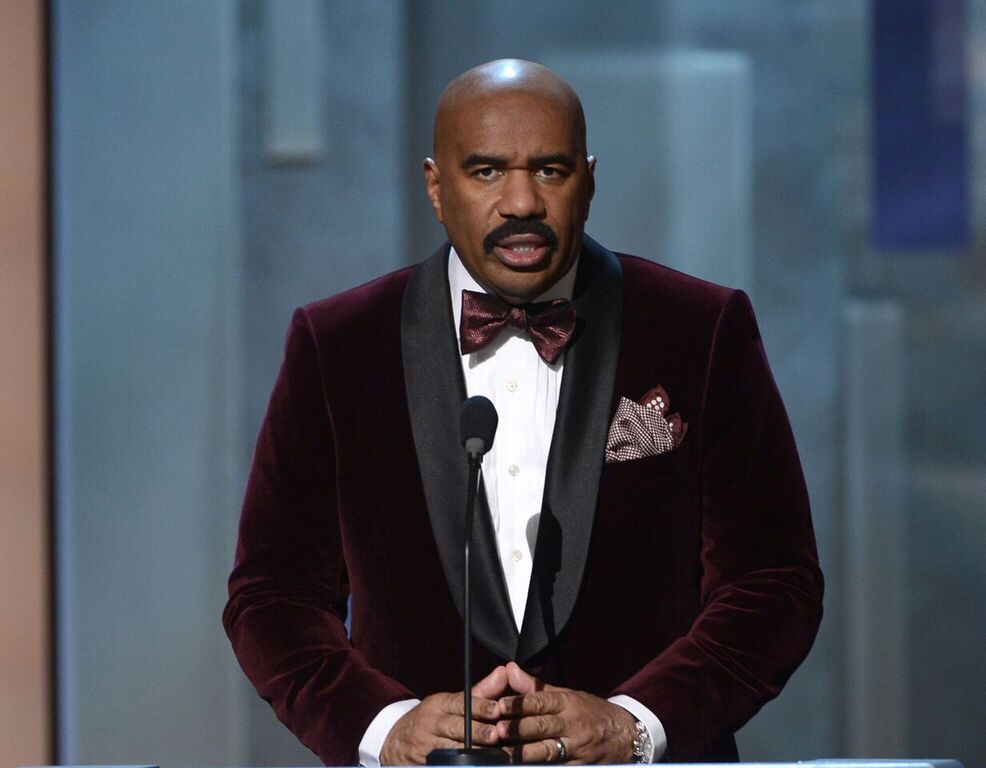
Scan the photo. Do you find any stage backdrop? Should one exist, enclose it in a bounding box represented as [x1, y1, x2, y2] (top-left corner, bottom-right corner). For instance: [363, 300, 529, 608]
[49, 1, 986, 766]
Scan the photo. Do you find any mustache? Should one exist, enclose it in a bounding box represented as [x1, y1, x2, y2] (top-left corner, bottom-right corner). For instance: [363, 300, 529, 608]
[482, 219, 559, 254]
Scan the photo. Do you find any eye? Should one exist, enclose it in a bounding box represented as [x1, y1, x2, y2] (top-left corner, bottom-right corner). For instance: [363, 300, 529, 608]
[473, 167, 501, 181]
[535, 166, 569, 181]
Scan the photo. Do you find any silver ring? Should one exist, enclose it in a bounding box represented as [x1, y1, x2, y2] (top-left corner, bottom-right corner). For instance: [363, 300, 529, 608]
[555, 738, 568, 763]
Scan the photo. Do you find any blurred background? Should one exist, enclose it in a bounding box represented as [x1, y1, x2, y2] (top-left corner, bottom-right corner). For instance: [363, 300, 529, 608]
[2, 0, 985, 766]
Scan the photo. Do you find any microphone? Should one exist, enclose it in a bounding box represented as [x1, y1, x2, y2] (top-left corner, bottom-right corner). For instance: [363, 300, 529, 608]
[427, 397, 508, 766]
[460, 395, 498, 463]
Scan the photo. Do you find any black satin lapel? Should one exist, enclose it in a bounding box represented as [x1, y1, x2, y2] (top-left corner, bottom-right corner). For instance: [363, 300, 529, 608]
[401, 245, 518, 662]
[517, 237, 624, 663]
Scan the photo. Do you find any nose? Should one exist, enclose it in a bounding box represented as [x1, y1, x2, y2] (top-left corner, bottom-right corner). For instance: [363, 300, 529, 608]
[496, 170, 546, 219]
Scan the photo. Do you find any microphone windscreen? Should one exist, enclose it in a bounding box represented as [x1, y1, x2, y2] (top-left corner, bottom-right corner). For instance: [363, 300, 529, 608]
[459, 395, 498, 453]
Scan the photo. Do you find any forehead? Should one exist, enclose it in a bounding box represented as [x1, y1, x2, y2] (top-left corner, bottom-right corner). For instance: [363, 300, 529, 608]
[442, 90, 580, 160]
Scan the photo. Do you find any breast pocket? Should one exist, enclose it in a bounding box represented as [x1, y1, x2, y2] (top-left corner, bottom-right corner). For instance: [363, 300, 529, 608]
[599, 444, 689, 491]
[595, 444, 698, 540]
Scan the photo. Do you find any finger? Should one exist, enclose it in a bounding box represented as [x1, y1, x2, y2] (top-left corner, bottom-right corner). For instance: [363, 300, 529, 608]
[471, 719, 501, 746]
[435, 713, 500, 745]
[508, 738, 564, 764]
[439, 692, 500, 721]
[505, 661, 541, 694]
[498, 690, 564, 717]
[473, 665, 510, 700]
[496, 713, 565, 741]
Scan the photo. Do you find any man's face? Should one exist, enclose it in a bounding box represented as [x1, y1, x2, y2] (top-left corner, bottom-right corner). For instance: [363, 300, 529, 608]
[425, 89, 595, 304]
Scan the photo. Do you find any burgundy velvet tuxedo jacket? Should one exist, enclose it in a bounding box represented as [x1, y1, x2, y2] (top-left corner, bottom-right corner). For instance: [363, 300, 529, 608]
[223, 237, 823, 765]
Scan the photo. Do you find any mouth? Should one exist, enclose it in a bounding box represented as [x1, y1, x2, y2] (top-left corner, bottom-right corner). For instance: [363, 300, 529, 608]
[492, 234, 552, 269]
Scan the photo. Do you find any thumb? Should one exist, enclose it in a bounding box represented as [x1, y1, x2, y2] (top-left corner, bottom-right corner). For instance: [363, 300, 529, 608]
[504, 661, 540, 694]
[473, 664, 509, 699]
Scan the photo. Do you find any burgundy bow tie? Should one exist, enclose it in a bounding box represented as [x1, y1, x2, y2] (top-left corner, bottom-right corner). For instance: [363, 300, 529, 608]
[459, 290, 577, 364]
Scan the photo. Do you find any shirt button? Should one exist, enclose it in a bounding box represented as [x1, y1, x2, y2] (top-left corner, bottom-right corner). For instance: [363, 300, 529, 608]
[506, 379, 518, 392]
[511, 549, 523, 562]
[508, 464, 520, 477]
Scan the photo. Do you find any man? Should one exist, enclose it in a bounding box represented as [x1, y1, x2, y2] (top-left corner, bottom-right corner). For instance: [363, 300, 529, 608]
[223, 60, 823, 765]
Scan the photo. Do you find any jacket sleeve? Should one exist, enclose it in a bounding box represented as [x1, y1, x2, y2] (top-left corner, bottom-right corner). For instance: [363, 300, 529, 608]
[611, 290, 824, 760]
[222, 308, 414, 765]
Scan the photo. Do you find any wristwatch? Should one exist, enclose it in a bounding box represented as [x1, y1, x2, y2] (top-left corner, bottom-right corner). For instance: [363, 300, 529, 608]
[631, 718, 652, 763]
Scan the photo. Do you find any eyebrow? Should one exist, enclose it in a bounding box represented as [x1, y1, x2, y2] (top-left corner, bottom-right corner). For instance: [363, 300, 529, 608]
[462, 152, 577, 170]
[530, 153, 576, 170]
[463, 153, 509, 168]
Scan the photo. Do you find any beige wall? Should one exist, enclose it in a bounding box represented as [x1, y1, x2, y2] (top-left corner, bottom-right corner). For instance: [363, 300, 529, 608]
[0, 0, 51, 765]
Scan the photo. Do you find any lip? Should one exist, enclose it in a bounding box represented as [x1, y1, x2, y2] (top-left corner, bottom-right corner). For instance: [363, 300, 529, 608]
[493, 235, 550, 269]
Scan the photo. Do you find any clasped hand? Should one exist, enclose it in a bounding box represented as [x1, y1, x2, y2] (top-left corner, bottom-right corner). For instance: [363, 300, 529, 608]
[380, 662, 636, 765]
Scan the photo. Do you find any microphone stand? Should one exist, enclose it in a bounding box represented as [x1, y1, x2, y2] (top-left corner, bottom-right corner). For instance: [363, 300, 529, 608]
[427, 451, 508, 765]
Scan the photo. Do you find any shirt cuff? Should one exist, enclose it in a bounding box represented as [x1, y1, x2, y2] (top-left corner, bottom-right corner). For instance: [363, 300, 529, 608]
[358, 698, 421, 767]
[607, 694, 667, 763]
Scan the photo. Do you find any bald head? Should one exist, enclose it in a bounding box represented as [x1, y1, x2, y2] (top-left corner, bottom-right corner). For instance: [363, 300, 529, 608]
[433, 59, 587, 157]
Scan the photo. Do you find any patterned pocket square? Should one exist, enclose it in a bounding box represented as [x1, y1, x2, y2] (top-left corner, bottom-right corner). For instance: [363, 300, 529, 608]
[605, 385, 688, 464]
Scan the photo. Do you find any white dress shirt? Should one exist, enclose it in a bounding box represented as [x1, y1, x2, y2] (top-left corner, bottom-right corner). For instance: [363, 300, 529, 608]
[358, 249, 666, 765]
[450, 248, 574, 629]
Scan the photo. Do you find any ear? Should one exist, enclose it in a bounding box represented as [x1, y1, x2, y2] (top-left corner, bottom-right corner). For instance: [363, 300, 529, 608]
[585, 154, 596, 202]
[580, 154, 596, 221]
[423, 158, 444, 223]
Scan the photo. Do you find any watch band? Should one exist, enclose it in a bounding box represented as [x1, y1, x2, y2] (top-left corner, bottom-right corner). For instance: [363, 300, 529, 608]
[631, 718, 652, 763]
